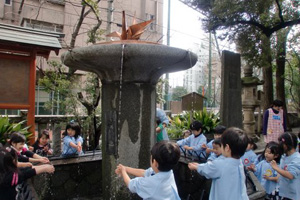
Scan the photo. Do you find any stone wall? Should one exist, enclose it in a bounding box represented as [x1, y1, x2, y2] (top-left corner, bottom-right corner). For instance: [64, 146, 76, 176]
[33, 152, 102, 200]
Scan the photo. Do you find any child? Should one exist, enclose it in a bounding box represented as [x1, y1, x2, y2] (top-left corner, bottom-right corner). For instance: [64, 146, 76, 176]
[155, 118, 163, 142]
[188, 127, 249, 200]
[248, 142, 281, 199]
[156, 108, 169, 141]
[241, 137, 258, 167]
[207, 138, 223, 161]
[32, 129, 53, 157]
[9, 132, 49, 166]
[115, 141, 181, 200]
[270, 132, 300, 200]
[0, 147, 55, 200]
[61, 122, 83, 157]
[202, 125, 226, 158]
[177, 121, 207, 158]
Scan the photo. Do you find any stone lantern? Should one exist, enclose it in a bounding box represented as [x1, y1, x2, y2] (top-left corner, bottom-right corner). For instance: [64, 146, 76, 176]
[241, 65, 264, 139]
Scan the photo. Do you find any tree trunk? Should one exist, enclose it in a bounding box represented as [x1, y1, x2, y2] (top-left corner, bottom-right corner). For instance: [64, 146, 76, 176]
[261, 35, 273, 111]
[276, 28, 290, 129]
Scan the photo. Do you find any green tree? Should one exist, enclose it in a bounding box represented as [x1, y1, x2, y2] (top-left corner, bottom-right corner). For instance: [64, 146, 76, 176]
[172, 86, 188, 101]
[156, 78, 167, 104]
[36, 0, 103, 150]
[38, 61, 101, 150]
[285, 51, 300, 115]
[185, 0, 300, 110]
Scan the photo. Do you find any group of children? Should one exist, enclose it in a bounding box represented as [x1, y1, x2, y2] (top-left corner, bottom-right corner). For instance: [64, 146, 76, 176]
[117, 121, 300, 200]
[0, 121, 84, 199]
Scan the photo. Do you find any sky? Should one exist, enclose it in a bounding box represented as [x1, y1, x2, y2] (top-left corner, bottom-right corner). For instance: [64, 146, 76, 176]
[163, 0, 206, 87]
[163, 0, 235, 88]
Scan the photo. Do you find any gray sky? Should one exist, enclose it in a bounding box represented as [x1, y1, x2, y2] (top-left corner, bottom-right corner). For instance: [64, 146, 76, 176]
[163, 0, 206, 87]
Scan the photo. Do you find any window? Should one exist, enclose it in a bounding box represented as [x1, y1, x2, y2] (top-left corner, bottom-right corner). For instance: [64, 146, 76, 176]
[5, 0, 12, 5]
[22, 19, 63, 33]
[149, 14, 155, 31]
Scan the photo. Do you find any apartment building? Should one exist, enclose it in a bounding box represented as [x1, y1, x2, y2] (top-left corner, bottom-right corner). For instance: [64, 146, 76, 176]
[0, 0, 164, 115]
[183, 39, 221, 107]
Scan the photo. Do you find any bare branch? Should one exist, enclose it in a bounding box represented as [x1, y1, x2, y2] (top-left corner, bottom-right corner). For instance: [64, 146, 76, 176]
[275, 0, 285, 23]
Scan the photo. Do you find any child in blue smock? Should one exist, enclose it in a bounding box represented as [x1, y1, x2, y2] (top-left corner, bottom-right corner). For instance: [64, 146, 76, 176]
[241, 137, 258, 167]
[61, 122, 83, 157]
[177, 121, 207, 159]
[115, 141, 181, 200]
[188, 127, 249, 200]
[202, 125, 226, 159]
[248, 142, 281, 199]
[207, 138, 223, 161]
[270, 132, 300, 200]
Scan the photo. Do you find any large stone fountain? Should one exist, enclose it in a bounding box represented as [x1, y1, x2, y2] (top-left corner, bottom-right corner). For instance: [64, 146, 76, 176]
[61, 41, 197, 199]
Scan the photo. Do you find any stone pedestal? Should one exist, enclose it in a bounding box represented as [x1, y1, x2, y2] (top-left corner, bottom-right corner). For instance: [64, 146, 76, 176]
[241, 65, 264, 139]
[61, 41, 197, 199]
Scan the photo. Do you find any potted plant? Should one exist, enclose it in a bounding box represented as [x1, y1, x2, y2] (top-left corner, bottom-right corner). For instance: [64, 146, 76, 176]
[168, 109, 220, 141]
[0, 116, 32, 146]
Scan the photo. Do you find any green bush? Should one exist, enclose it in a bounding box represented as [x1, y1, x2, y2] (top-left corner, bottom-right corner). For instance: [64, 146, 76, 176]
[167, 109, 220, 139]
[0, 116, 32, 145]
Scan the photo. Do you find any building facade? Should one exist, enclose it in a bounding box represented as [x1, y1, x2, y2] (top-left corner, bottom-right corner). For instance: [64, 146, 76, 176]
[0, 0, 164, 115]
[183, 38, 221, 107]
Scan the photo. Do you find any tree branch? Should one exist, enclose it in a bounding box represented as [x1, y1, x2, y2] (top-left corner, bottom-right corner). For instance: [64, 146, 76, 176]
[275, 0, 284, 23]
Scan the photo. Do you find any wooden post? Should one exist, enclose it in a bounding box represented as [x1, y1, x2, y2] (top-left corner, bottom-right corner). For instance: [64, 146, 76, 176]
[28, 50, 37, 144]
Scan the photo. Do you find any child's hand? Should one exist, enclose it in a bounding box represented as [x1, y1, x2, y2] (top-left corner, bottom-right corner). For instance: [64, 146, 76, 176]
[77, 145, 82, 152]
[247, 164, 256, 172]
[184, 145, 192, 150]
[45, 164, 55, 174]
[25, 162, 33, 168]
[263, 175, 271, 180]
[201, 144, 207, 149]
[40, 157, 50, 164]
[188, 162, 199, 171]
[115, 164, 126, 176]
[270, 160, 279, 170]
[43, 146, 49, 152]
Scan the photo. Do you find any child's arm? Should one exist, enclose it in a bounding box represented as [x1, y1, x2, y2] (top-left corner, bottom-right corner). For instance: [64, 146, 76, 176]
[264, 174, 280, 182]
[270, 160, 294, 180]
[115, 164, 145, 177]
[32, 153, 50, 163]
[125, 166, 145, 177]
[17, 162, 33, 168]
[156, 126, 161, 133]
[116, 164, 131, 186]
[188, 161, 221, 179]
[32, 164, 55, 174]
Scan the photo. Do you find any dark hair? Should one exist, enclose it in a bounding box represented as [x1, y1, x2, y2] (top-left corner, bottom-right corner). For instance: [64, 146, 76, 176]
[213, 138, 221, 147]
[278, 132, 298, 152]
[0, 147, 18, 175]
[266, 142, 282, 163]
[190, 121, 202, 131]
[62, 122, 81, 139]
[248, 137, 257, 150]
[214, 125, 226, 134]
[221, 127, 249, 159]
[272, 99, 283, 107]
[156, 118, 161, 126]
[34, 129, 50, 145]
[9, 132, 26, 145]
[150, 141, 180, 172]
